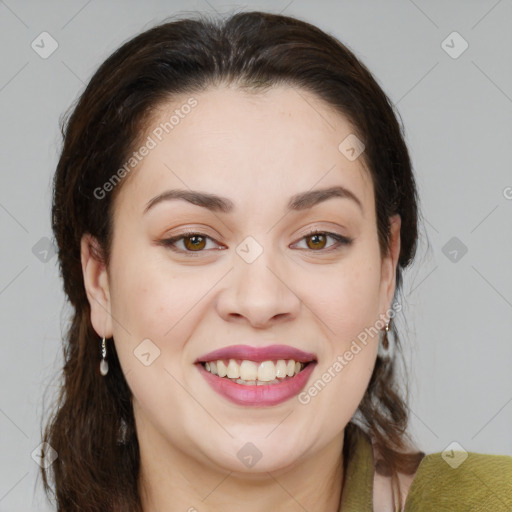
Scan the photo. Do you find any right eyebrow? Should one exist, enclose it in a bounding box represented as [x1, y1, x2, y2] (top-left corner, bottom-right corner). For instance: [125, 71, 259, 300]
[143, 189, 234, 214]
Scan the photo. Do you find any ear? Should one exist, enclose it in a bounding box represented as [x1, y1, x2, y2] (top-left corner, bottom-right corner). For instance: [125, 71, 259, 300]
[81, 233, 113, 338]
[379, 214, 401, 318]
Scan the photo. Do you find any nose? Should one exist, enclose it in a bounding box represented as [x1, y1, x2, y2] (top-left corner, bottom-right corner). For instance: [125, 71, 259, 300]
[216, 249, 301, 329]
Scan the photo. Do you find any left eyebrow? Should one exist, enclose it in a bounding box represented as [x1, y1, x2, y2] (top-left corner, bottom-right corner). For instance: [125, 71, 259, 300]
[288, 185, 363, 212]
[143, 185, 363, 214]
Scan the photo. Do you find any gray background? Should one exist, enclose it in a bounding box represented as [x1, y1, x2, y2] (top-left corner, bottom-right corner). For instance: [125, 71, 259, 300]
[1, 0, 511, 510]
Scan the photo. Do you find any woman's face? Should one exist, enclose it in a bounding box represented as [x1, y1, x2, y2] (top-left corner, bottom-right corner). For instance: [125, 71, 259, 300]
[83, 85, 400, 475]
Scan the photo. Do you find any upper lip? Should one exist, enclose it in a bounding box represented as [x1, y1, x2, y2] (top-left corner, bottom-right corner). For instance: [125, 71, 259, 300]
[195, 344, 317, 363]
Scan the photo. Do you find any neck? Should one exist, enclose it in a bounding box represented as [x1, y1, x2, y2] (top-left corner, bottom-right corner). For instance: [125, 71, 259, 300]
[137, 423, 345, 512]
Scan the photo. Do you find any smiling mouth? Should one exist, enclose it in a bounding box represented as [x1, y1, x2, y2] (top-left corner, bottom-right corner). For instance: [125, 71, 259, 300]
[200, 358, 314, 386]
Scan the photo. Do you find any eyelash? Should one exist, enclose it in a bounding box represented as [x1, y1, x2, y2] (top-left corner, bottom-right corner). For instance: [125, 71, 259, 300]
[159, 229, 353, 256]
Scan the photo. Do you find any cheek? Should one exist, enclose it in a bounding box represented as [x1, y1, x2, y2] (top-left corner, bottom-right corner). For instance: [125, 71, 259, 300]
[108, 244, 220, 379]
[299, 246, 381, 411]
[107, 253, 212, 418]
[108, 239, 201, 336]
[310, 251, 382, 338]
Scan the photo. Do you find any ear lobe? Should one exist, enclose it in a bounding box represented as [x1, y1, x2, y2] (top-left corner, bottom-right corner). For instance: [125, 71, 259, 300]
[80, 233, 113, 338]
[380, 214, 401, 311]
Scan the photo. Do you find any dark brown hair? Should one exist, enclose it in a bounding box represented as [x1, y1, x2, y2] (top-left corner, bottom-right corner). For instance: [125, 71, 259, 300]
[42, 10, 424, 511]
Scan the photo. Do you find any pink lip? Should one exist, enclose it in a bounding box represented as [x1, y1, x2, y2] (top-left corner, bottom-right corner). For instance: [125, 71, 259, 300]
[195, 344, 317, 363]
[196, 361, 317, 406]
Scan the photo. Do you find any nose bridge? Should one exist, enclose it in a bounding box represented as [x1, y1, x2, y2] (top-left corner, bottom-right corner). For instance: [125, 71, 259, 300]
[218, 235, 301, 327]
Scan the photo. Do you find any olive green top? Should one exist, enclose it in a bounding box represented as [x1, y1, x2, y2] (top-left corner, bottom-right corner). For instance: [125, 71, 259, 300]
[339, 427, 512, 511]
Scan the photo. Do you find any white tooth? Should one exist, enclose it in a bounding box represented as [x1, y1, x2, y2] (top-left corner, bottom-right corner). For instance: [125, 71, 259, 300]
[244, 380, 257, 385]
[286, 360, 296, 377]
[217, 360, 227, 377]
[240, 360, 258, 380]
[209, 361, 218, 375]
[258, 360, 277, 382]
[294, 361, 302, 374]
[226, 359, 240, 378]
[257, 380, 266, 386]
[275, 359, 287, 378]
[205, 362, 210, 371]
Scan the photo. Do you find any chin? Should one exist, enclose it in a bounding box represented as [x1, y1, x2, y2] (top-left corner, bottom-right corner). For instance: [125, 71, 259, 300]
[197, 440, 305, 475]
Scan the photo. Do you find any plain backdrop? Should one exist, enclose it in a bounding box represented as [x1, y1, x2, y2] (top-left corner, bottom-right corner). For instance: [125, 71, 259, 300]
[0, 0, 511, 510]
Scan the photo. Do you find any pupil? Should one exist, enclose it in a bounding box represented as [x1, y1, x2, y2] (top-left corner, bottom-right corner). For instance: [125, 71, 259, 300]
[309, 234, 325, 249]
[187, 236, 204, 250]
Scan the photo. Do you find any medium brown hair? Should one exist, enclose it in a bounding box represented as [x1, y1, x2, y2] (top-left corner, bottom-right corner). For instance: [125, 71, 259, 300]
[42, 10, 424, 511]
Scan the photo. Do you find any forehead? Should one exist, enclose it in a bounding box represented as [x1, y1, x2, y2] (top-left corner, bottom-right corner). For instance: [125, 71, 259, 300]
[115, 84, 374, 217]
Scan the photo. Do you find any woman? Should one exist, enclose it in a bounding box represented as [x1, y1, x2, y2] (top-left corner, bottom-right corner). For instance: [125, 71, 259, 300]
[41, 10, 512, 512]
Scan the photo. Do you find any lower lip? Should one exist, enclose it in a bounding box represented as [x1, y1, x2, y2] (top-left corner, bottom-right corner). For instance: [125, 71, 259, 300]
[197, 362, 317, 406]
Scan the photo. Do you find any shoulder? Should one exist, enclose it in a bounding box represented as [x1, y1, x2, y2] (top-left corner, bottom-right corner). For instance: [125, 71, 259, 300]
[373, 444, 512, 512]
[403, 450, 512, 511]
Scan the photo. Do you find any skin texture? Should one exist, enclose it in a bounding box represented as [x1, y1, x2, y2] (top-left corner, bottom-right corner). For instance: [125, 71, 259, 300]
[81, 84, 401, 512]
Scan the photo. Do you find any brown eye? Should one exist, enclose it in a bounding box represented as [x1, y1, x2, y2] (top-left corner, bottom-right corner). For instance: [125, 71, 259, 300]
[160, 231, 223, 255]
[305, 233, 327, 250]
[292, 231, 353, 253]
[183, 235, 207, 251]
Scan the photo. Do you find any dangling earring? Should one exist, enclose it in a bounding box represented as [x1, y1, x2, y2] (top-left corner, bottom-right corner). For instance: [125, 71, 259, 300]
[378, 320, 390, 359]
[100, 336, 109, 376]
[382, 321, 390, 350]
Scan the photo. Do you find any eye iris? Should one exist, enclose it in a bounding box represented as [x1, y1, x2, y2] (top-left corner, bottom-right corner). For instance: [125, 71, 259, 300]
[184, 235, 206, 251]
[307, 234, 326, 250]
